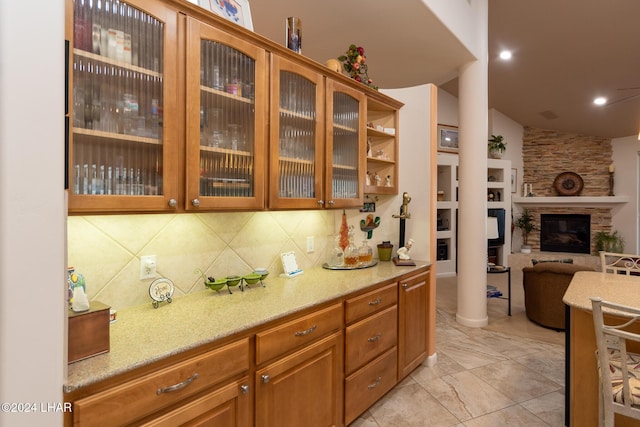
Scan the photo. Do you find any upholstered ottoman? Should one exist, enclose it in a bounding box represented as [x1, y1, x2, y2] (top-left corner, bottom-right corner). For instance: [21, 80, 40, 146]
[522, 262, 595, 330]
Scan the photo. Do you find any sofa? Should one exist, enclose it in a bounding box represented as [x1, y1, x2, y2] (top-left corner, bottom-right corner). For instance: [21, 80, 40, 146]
[522, 262, 595, 330]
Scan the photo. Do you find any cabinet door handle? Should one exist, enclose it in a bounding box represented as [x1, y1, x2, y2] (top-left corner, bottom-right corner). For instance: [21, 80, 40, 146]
[168, 198, 177, 208]
[328, 200, 335, 206]
[261, 374, 270, 384]
[367, 333, 382, 343]
[240, 384, 250, 394]
[402, 283, 409, 289]
[317, 200, 325, 206]
[191, 198, 200, 207]
[156, 373, 199, 395]
[367, 377, 382, 390]
[368, 297, 382, 306]
[294, 324, 317, 336]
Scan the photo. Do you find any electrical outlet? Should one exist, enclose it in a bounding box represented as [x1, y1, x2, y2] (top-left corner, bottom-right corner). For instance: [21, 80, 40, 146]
[306, 236, 315, 253]
[140, 255, 157, 280]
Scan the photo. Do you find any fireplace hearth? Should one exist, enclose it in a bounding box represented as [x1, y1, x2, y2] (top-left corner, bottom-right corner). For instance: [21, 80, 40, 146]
[540, 213, 591, 254]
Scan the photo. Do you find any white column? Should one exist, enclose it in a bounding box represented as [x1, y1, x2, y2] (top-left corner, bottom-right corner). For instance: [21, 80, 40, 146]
[456, 0, 489, 328]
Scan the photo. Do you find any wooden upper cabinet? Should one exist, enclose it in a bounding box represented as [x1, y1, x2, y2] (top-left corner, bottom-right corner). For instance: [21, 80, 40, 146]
[268, 55, 325, 210]
[184, 17, 267, 211]
[325, 79, 366, 209]
[68, 0, 180, 213]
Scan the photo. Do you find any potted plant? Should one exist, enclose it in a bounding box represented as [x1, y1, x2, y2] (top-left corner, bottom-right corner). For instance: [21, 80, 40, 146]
[488, 134, 506, 158]
[594, 230, 625, 254]
[514, 209, 537, 253]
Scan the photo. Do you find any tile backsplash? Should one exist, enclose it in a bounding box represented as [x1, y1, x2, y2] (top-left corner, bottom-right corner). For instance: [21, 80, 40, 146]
[67, 210, 337, 310]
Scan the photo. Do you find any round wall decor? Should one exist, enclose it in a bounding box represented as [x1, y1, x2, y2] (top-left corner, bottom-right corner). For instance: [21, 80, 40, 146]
[553, 172, 584, 196]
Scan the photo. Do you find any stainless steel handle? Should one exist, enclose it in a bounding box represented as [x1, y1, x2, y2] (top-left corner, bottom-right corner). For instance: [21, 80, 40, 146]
[240, 384, 250, 394]
[402, 283, 409, 289]
[317, 200, 325, 206]
[168, 198, 177, 208]
[368, 297, 382, 306]
[367, 333, 382, 343]
[261, 374, 270, 384]
[192, 198, 200, 207]
[294, 324, 317, 337]
[157, 373, 199, 395]
[367, 377, 382, 390]
[328, 200, 335, 206]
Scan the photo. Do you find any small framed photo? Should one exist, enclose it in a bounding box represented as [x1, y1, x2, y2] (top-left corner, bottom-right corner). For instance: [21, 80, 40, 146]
[437, 125, 459, 153]
[511, 168, 517, 193]
[205, 0, 254, 31]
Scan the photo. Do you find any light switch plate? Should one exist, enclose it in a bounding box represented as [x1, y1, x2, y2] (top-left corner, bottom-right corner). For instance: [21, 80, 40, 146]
[140, 255, 157, 280]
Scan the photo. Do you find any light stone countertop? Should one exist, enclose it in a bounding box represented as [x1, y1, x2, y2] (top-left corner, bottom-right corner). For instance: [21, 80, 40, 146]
[65, 261, 430, 393]
[563, 270, 640, 311]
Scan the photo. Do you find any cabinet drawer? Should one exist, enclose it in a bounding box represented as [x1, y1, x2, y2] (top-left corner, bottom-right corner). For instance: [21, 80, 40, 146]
[345, 282, 398, 324]
[74, 338, 249, 427]
[256, 304, 343, 365]
[345, 305, 397, 374]
[344, 347, 397, 425]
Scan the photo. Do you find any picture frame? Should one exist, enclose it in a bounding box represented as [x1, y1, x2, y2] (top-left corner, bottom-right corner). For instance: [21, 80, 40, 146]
[201, 0, 254, 31]
[511, 168, 517, 193]
[437, 125, 459, 153]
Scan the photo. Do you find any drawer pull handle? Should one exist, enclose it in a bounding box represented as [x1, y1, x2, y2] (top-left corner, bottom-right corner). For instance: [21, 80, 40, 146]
[368, 297, 382, 306]
[294, 324, 317, 337]
[367, 333, 382, 343]
[261, 374, 270, 384]
[367, 377, 382, 390]
[402, 283, 408, 289]
[240, 384, 250, 394]
[157, 373, 199, 395]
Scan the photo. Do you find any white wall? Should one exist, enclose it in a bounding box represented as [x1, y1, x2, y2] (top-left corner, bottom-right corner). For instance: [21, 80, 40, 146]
[0, 0, 66, 426]
[423, 0, 484, 61]
[612, 136, 639, 253]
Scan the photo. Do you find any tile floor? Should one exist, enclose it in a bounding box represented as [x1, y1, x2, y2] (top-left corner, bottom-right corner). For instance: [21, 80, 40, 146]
[349, 272, 567, 426]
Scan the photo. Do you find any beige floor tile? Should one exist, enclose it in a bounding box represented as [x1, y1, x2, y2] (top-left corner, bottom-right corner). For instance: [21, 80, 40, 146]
[462, 404, 552, 427]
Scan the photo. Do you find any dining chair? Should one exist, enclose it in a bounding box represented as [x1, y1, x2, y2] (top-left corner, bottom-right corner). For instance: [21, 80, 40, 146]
[590, 297, 640, 427]
[599, 251, 640, 275]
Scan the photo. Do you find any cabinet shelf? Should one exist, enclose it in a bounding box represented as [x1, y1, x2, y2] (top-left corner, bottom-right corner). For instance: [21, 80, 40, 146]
[333, 123, 358, 133]
[279, 109, 315, 121]
[200, 145, 252, 156]
[366, 157, 395, 165]
[74, 128, 162, 145]
[200, 85, 254, 105]
[366, 126, 395, 138]
[74, 49, 163, 78]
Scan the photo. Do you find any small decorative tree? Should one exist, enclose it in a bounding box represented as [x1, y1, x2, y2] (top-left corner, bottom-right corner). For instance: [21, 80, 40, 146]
[594, 230, 624, 254]
[488, 135, 506, 158]
[514, 209, 537, 253]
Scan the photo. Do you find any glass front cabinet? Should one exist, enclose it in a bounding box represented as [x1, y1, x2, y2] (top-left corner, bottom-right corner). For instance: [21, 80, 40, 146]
[185, 18, 266, 211]
[69, 0, 179, 212]
[68, 0, 394, 214]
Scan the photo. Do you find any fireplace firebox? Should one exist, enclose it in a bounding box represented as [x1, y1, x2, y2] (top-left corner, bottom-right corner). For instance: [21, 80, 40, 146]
[540, 214, 591, 254]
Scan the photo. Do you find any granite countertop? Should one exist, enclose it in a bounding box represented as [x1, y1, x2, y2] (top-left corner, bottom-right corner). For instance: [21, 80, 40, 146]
[563, 270, 640, 311]
[65, 261, 430, 393]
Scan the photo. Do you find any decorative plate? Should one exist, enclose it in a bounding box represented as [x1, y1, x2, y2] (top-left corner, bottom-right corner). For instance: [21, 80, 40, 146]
[149, 277, 174, 307]
[553, 172, 584, 196]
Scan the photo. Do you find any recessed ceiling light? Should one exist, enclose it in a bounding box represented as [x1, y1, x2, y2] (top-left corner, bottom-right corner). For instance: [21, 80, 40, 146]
[593, 97, 607, 106]
[499, 50, 512, 60]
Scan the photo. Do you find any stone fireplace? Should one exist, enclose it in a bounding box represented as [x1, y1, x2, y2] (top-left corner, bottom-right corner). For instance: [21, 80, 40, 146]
[518, 127, 616, 254]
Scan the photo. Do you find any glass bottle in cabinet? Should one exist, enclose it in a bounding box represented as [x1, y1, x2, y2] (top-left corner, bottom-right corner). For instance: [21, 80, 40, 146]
[186, 18, 266, 210]
[269, 56, 324, 209]
[69, 0, 178, 212]
[325, 79, 365, 208]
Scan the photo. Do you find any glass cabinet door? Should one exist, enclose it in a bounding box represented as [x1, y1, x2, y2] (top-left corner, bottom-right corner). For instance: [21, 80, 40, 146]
[185, 18, 266, 210]
[69, 0, 178, 212]
[325, 80, 365, 208]
[269, 56, 324, 209]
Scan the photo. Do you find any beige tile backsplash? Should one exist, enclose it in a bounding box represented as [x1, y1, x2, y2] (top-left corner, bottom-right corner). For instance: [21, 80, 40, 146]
[67, 210, 336, 310]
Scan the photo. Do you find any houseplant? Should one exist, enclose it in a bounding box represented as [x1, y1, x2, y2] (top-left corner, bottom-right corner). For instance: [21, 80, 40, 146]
[594, 230, 624, 254]
[514, 209, 536, 253]
[488, 134, 506, 158]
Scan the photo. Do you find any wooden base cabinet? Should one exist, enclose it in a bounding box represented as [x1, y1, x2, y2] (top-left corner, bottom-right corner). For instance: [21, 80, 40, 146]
[398, 271, 430, 379]
[255, 332, 344, 427]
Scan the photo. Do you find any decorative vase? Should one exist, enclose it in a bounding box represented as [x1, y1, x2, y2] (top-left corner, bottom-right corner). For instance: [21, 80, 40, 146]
[489, 148, 504, 159]
[521, 245, 532, 254]
[377, 241, 393, 261]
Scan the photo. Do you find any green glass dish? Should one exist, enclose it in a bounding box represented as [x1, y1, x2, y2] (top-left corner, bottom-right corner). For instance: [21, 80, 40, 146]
[243, 273, 262, 285]
[205, 278, 227, 292]
[226, 275, 242, 287]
